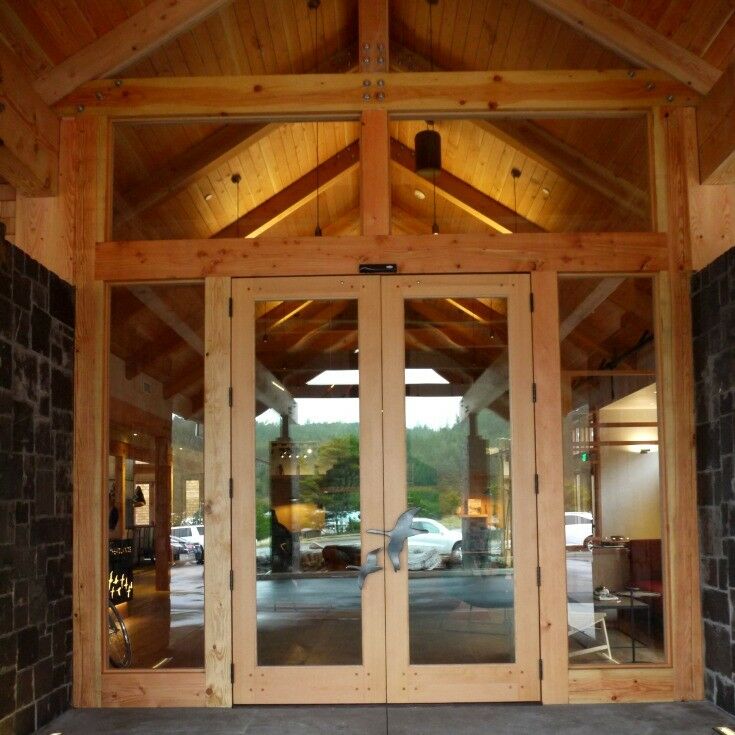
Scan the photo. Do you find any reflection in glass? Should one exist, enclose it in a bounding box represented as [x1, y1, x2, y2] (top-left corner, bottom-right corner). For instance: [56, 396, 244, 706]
[107, 283, 205, 669]
[254, 299, 362, 666]
[560, 276, 665, 665]
[404, 298, 515, 664]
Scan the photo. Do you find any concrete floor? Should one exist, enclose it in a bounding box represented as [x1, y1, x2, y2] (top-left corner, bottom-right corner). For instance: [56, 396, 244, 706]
[37, 701, 735, 734]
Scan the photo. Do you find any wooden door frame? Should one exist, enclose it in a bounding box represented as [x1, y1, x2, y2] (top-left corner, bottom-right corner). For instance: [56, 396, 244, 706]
[381, 274, 540, 703]
[231, 276, 387, 704]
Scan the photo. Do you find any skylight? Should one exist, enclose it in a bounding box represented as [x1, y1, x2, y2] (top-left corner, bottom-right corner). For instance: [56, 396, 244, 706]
[306, 369, 448, 385]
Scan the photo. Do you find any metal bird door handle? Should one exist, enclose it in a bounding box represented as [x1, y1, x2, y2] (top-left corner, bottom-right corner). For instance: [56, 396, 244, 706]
[367, 507, 427, 572]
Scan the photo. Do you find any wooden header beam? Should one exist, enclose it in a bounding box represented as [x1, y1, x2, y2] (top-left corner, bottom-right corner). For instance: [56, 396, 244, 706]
[95, 231, 667, 281]
[56, 70, 698, 119]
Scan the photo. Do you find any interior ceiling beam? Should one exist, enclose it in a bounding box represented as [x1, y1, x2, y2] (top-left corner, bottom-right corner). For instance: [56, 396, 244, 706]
[56, 69, 698, 119]
[116, 44, 359, 227]
[128, 285, 204, 354]
[0, 42, 58, 196]
[162, 361, 203, 400]
[390, 43, 648, 222]
[96, 231, 668, 281]
[34, 0, 234, 105]
[527, 0, 719, 95]
[213, 141, 359, 238]
[559, 277, 625, 340]
[461, 356, 510, 416]
[390, 138, 543, 234]
[697, 62, 735, 185]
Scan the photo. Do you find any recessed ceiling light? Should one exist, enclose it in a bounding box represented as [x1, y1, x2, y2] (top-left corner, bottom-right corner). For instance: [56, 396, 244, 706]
[204, 193, 214, 201]
[414, 188, 426, 200]
[541, 187, 550, 198]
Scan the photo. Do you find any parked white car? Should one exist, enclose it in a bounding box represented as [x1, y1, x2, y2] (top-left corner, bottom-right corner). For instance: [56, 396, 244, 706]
[171, 524, 205, 548]
[409, 517, 463, 563]
[564, 511, 594, 547]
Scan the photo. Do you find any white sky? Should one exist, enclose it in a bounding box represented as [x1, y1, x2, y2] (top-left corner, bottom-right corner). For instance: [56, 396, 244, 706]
[257, 396, 464, 430]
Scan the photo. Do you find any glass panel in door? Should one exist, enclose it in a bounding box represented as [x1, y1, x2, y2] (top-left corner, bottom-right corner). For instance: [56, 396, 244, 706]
[254, 296, 362, 666]
[403, 296, 515, 665]
[232, 277, 386, 704]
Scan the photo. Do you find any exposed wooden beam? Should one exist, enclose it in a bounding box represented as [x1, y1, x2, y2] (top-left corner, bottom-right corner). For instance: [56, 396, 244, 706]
[390, 42, 649, 223]
[34, 0, 233, 105]
[57, 70, 698, 119]
[213, 141, 359, 238]
[255, 364, 297, 420]
[528, 0, 719, 94]
[162, 361, 203, 399]
[117, 123, 273, 226]
[115, 45, 359, 227]
[359, 0, 389, 73]
[559, 277, 625, 339]
[96, 232, 668, 281]
[128, 285, 204, 353]
[0, 42, 58, 196]
[697, 63, 735, 184]
[461, 358, 510, 416]
[390, 138, 543, 233]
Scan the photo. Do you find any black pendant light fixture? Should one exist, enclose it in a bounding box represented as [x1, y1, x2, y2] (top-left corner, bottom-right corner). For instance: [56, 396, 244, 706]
[415, 0, 441, 234]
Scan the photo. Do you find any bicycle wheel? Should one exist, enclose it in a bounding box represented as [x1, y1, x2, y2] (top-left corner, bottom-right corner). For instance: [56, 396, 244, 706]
[108, 602, 132, 668]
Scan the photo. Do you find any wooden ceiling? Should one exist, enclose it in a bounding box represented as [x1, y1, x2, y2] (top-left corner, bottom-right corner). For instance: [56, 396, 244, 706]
[3, 1, 725, 414]
[2, 1, 734, 240]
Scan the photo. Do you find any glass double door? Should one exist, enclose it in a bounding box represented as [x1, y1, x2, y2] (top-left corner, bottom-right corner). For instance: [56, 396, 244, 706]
[231, 275, 539, 704]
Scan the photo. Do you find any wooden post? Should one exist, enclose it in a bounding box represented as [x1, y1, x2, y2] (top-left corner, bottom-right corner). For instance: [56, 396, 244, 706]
[531, 272, 568, 704]
[154, 435, 172, 592]
[71, 116, 111, 708]
[652, 106, 703, 701]
[111, 451, 127, 540]
[204, 276, 232, 706]
[360, 109, 390, 236]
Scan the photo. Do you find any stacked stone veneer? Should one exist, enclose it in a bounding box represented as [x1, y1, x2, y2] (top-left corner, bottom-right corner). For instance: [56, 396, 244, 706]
[0, 232, 75, 735]
[692, 246, 735, 714]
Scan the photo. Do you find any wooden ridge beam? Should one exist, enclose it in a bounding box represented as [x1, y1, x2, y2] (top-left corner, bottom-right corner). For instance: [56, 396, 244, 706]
[390, 138, 543, 233]
[528, 0, 719, 95]
[0, 42, 59, 196]
[95, 232, 668, 281]
[213, 141, 359, 238]
[56, 70, 698, 119]
[697, 63, 735, 184]
[35, 0, 233, 105]
[390, 42, 649, 223]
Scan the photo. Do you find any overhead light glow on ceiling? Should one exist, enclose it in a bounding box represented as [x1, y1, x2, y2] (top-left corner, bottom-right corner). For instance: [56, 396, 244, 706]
[307, 369, 448, 385]
[414, 188, 426, 200]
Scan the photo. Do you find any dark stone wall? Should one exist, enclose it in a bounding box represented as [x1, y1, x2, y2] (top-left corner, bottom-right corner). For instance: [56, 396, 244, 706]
[0, 232, 75, 735]
[692, 246, 735, 714]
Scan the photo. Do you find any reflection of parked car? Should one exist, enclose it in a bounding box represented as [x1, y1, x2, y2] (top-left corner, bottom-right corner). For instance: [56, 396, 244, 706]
[171, 525, 205, 564]
[565, 511, 594, 546]
[169, 535, 187, 560]
[409, 518, 463, 564]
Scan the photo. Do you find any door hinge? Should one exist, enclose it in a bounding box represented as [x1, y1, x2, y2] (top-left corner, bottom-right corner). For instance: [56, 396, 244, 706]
[536, 566, 541, 587]
[229, 477, 233, 499]
[228, 386, 233, 407]
[228, 297, 233, 317]
[534, 473, 539, 495]
[229, 569, 234, 590]
[539, 658, 544, 680]
[532, 382, 537, 402]
[230, 662, 235, 683]
[529, 292, 535, 312]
